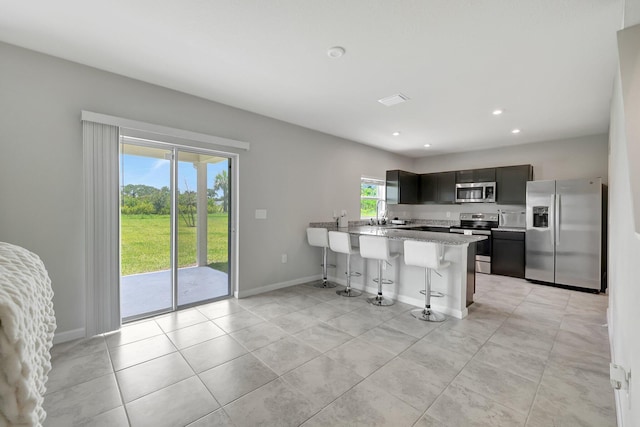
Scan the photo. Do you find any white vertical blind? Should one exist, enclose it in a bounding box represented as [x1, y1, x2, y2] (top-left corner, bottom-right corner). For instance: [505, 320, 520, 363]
[83, 120, 121, 336]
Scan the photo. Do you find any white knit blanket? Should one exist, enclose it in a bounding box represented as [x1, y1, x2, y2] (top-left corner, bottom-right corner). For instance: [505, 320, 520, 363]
[0, 243, 56, 427]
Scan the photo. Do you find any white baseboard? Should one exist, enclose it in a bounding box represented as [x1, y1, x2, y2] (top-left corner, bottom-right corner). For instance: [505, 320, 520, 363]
[53, 327, 86, 344]
[236, 275, 321, 298]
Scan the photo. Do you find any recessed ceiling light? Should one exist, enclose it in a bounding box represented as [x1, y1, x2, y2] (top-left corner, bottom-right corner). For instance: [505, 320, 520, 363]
[378, 93, 410, 107]
[327, 46, 345, 58]
[511, 129, 521, 134]
[392, 131, 401, 136]
[492, 109, 503, 115]
[424, 144, 431, 148]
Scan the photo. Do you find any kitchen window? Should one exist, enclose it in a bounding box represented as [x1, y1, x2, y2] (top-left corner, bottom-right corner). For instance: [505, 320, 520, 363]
[361, 177, 385, 219]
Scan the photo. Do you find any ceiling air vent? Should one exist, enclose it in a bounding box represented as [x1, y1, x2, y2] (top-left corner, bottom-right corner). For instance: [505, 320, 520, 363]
[378, 93, 409, 107]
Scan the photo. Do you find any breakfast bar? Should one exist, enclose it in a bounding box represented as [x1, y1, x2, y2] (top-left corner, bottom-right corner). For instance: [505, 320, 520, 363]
[309, 223, 487, 319]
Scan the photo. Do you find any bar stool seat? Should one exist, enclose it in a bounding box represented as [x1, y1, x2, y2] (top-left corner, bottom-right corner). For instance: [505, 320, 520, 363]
[306, 228, 336, 288]
[328, 231, 362, 297]
[403, 240, 449, 322]
[359, 235, 400, 306]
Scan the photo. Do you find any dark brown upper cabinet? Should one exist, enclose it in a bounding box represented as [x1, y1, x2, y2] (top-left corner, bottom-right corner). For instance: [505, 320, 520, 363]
[419, 173, 437, 203]
[496, 165, 533, 205]
[388, 164, 532, 205]
[419, 172, 456, 204]
[386, 170, 419, 204]
[455, 168, 496, 183]
[438, 172, 457, 204]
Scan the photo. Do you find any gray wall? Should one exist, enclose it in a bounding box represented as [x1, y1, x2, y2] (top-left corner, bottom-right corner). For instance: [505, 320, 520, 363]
[412, 134, 608, 182]
[0, 42, 412, 337]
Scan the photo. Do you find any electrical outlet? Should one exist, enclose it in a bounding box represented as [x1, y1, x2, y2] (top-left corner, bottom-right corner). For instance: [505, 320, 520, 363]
[281, 254, 287, 263]
[446, 211, 451, 218]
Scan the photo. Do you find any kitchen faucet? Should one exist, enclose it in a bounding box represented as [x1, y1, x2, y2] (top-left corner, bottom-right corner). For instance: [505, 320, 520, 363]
[376, 200, 387, 225]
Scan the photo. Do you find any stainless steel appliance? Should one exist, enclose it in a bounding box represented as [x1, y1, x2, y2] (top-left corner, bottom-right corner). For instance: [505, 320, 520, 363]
[525, 178, 606, 291]
[451, 213, 498, 274]
[498, 209, 526, 229]
[455, 182, 496, 203]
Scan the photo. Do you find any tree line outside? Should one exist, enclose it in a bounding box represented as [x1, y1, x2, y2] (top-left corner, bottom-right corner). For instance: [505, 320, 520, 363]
[121, 170, 229, 276]
[121, 170, 229, 219]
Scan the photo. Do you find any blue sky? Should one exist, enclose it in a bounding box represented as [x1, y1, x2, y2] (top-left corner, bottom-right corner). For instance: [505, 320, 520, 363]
[121, 154, 228, 192]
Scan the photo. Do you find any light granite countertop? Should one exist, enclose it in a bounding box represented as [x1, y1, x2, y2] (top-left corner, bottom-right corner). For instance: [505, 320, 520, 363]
[308, 223, 486, 246]
[348, 225, 486, 245]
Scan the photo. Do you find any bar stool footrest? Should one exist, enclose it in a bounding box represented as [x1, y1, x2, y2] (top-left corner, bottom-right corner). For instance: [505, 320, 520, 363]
[372, 278, 393, 285]
[419, 290, 445, 298]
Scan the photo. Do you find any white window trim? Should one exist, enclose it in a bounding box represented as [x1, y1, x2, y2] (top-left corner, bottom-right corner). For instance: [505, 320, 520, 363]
[81, 111, 250, 151]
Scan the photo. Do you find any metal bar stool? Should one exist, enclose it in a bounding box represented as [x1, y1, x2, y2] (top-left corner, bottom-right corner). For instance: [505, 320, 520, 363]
[359, 235, 399, 306]
[328, 231, 362, 297]
[306, 227, 336, 288]
[403, 240, 450, 322]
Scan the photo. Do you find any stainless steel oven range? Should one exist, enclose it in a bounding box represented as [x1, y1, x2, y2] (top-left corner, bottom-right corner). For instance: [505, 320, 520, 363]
[450, 213, 498, 274]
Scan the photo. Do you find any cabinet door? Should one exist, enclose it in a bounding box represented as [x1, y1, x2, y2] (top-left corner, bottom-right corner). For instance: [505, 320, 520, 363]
[399, 171, 419, 204]
[491, 232, 525, 278]
[437, 172, 456, 203]
[474, 168, 496, 182]
[455, 169, 475, 183]
[386, 170, 400, 204]
[496, 165, 533, 204]
[386, 170, 418, 204]
[456, 168, 496, 183]
[419, 174, 437, 203]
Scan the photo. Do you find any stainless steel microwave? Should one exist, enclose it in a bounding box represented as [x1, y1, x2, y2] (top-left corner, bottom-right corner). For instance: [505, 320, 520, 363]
[455, 182, 496, 203]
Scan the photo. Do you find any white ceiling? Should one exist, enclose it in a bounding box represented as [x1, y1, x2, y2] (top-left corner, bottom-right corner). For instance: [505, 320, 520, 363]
[0, 0, 623, 157]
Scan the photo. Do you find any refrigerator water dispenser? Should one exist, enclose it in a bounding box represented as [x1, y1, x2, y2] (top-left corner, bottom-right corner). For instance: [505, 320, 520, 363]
[532, 206, 549, 228]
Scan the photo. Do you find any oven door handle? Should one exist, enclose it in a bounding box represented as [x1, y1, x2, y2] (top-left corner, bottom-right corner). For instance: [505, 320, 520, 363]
[450, 228, 491, 236]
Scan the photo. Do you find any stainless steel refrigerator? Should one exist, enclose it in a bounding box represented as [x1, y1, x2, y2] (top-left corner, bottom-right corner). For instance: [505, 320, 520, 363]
[525, 178, 606, 291]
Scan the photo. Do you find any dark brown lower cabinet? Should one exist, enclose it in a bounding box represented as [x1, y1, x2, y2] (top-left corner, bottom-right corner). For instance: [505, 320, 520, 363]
[491, 231, 525, 278]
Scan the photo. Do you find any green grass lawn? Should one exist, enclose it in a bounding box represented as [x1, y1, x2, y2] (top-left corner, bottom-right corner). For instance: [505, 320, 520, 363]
[121, 213, 229, 276]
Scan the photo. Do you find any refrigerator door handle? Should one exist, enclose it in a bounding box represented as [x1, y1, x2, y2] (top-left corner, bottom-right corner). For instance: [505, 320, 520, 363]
[556, 194, 561, 246]
[550, 194, 555, 247]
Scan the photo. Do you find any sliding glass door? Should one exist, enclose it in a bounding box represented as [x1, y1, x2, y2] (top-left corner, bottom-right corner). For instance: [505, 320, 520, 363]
[176, 151, 230, 307]
[120, 144, 174, 319]
[120, 140, 231, 322]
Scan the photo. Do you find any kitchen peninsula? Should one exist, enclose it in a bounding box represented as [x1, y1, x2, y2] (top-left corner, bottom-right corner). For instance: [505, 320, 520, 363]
[308, 223, 486, 319]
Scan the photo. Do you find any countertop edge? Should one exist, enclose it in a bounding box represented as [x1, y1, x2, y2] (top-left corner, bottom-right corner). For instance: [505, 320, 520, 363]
[491, 227, 526, 233]
[308, 224, 486, 246]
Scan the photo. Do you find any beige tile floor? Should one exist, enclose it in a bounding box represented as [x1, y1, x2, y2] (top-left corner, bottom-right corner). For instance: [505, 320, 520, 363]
[44, 274, 615, 427]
